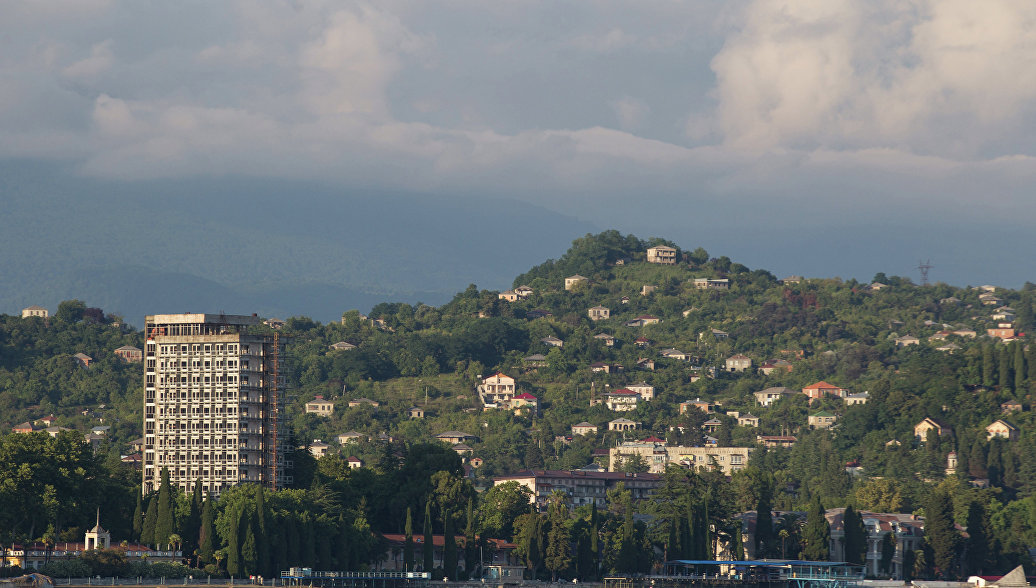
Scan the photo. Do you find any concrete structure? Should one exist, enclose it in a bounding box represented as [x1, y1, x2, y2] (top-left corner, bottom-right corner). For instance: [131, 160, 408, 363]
[348, 397, 380, 408]
[305, 395, 335, 416]
[802, 381, 847, 401]
[597, 389, 640, 412]
[646, 245, 677, 264]
[608, 418, 641, 432]
[627, 381, 655, 401]
[21, 305, 48, 319]
[693, 278, 730, 290]
[844, 392, 870, 406]
[808, 411, 838, 429]
[594, 333, 616, 346]
[571, 422, 598, 436]
[329, 341, 357, 351]
[493, 469, 663, 510]
[754, 386, 796, 406]
[914, 417, 952, 440]
[826, 508, 924, 579]
[480, 372, 517, 408]
[608, 441, 750, 475]
[725, 354, 752, 372]
[142, 313, 291, 496]
[564, 275, 588, 291]
[407, 406, 425, 419]
[588, 305, 611, 320]
[987, 419, 1019, 441]
[114, 345, 143, 363]
[309, 439, 330, 458]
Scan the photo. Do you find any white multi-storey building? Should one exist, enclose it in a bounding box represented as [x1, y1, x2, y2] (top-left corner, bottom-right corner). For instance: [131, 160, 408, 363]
[142, 313, 291, 496]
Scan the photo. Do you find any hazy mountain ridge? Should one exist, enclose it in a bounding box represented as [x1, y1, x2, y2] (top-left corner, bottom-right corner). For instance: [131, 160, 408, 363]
[0, 162, 594, 324]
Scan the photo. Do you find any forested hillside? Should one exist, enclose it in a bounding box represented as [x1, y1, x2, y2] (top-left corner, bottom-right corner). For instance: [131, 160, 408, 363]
[3, 231, 1036, 579]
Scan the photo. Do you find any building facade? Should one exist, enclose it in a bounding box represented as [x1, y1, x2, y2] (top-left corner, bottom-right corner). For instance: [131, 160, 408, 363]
[143, 313, 291, 497]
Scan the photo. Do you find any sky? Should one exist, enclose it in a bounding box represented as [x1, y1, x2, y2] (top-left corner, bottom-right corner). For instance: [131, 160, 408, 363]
[3, 1, 1036, 287]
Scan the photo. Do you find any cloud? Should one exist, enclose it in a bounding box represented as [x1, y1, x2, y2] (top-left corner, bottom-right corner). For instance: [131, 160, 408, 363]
[62, 39, 114, 80]
[708, 0, 1036, 157]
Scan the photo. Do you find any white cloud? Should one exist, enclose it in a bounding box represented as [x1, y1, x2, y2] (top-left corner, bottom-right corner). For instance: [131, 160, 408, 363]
[708, 0, 1036, 157]
[62, 39, 114, 80]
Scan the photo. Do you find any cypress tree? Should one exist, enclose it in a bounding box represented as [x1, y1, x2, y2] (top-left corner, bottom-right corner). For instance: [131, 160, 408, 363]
[303, 514, 317, 568]
[226, 505, 242, 576]
[255, 485, 269, 575]
[969, 441, 988, 478]
[982, 344, 996, 387]
[999, 346, 1012, 392]
[1015, 343, 1026, 392]
[185, 480, 203, 561]
[842, 506, 866, 564]
[1028, 343, 1036, 381]
[141, 494, 158, 547]
[545, 497, 571, 581]
[241, 513, 258, 576]
[589, 502, 599, 578]
[155, 467, 175, 548]
[423, 498, 434, 572]
[964, 501, 989, 575]
[730, 521, 744, 561]
[755, 474, 774, 558]
[198, 492, 215, 566]
[132, 491, 144, 542]
[443, 512, 457, 580]
[988, 441, 1003, 487]
[802, 497, 830, 561]
[336, 515, 351, 570]
[464, 498, 477, 579]
[404, 507, 415, 572]
[285, 514, 300, 567]
[925, 487, 960, 579]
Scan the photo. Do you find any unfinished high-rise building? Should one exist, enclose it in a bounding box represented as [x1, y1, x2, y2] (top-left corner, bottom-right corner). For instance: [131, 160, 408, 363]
[142, 313, 291, 496]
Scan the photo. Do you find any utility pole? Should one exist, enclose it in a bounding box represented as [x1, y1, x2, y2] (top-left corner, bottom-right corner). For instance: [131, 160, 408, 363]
[918, 259, 933, 286]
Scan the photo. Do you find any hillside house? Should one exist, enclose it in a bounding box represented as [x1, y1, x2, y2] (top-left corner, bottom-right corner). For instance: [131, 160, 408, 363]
[12, 422, 35, 434]
[693, 278, 731, 290]
[113, 345, 143, 363]
[641, 285, 657, 296]
[894, 335, 920, 347]
[498, 290, 519, 302]
[988, 327, 1015, 339]
[608, 418, 641, 432]
[627, 382, 655, 401]
[725, 354, 752, 372]
[986, 419, 1019, 441]
[660, 348, 690, 361]
[21, 305, 48, 318]
[436, 431, 477, 444]
[540, 336, 563, 348]
[514, 285, 534, 298]
[512, 392, 539, 415]
[843, 392, 870, 406]
[702, 419, 722, 434]
[754, 386, 796, 406]
[589, 362, 621, 374]
[709, 328, 729, 339]
[914, 417, 952, 440]
[620, 295, 631, 304]
[954, 328, 977, 338]
[626, 315, 661, 327]
[780, 276, 803, 284]
[407, 406, 425, 419]
[309, 440, 330, 458]
[493, 470, 662, 510]
[523, 353, 548, 367]
[588, 306, 611, 321]
[936, 343, 961, 353]
[263, 318, 285, 329]
[337, 431, 365, 444]
[565, 275, 588, 291]
[680, 398, 716, 414]
[737, 414, 760, 427]
[808, 411, 838, 429]
[758, 359, 793, 375]
[347, 456, 364, 469]
[636, 358, 655, 371]
[73, 353, 93, 367]
[348, 398, 380, 408]
[481, 373, 516, 406]
[757, 435, 797, 448]
[600, 389, 640, 412]
[1001, 401, 1023, 414]
[646, 245, 677, 264]
[609, 441, 750, 475]
[526, 309, 552, 319]
[594, 333, 616, 346]
[634, 336, 650, 347]
[572, 422, 598, 436]
[329, 341, 357, 351]
[802, 381, 847, 401]
[305, 395, 335, 416]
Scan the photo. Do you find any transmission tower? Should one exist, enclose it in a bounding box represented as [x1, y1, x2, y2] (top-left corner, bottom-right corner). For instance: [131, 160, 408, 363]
[918, 259, 933, 286]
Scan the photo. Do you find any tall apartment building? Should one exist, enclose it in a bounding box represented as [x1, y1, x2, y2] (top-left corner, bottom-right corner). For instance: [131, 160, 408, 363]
[143, 313, 291, 496]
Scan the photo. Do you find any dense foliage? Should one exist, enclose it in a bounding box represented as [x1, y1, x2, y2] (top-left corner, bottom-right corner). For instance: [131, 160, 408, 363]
[3, 231, 1036, 579]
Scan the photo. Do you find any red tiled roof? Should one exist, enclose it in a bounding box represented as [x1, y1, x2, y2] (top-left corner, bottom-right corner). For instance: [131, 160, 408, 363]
[514, 392, 538, 400]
